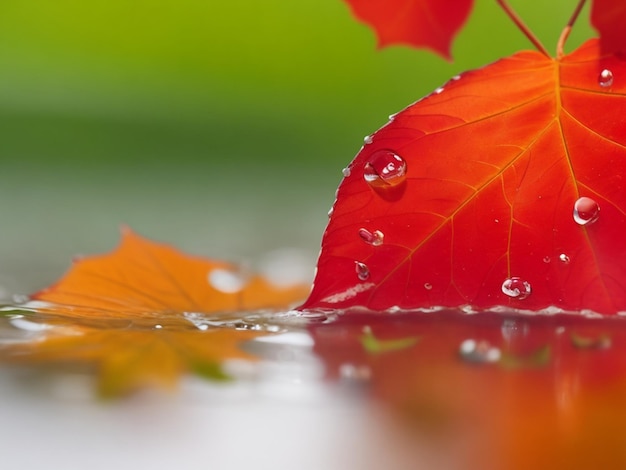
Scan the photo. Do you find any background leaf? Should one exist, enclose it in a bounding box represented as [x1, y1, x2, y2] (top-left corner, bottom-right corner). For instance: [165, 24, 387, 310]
[591, 0, 626, 54]
[343, 0, 474, 59]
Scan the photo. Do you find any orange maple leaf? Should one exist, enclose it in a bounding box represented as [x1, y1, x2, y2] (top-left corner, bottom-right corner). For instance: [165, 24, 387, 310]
[0, 228, 309, 397]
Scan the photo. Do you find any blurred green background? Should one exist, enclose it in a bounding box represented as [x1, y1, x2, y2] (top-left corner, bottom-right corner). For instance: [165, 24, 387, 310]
[0, 0, 593, 294]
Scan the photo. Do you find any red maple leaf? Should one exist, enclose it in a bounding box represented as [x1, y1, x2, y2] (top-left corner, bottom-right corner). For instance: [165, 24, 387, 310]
[301, 39, 626, 314]
[591, 0, 626, 54]
[343, 0, 474, 59]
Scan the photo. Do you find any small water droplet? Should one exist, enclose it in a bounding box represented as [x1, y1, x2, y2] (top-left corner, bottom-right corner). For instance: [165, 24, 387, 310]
[599, 69, 614, 87]
[12, 294, 29, 304]
[327, 206, 334, 218]
[452, 74, 461, 81]
[573, 196, 600, 225]
[559, 253, 570, 264]
[363, 134, 373, 145]
[388, 112, 398, 121]
[363, 150, 407, 188]
[339, 363, 371, 381]
[208, 268, 246, 293]
[434, 87, 444, 94]
[501, 277, 531, 300]
[459, 339, 501, 363]
[342, 167, 351, 177]
[501, 319, 529, 343]
[424, 283, 433, 290]
[154, 324, 163, 330]
[355, 261, 370, 281]
[543, 256, 551, 264]
[358, 228, 384, 246]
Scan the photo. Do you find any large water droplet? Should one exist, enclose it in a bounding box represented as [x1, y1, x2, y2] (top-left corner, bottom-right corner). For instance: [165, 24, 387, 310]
[599, 69, 614, 87]
[501, 277, 531, 300]
[208, 268, 246, 293]
[363, 150, 407, 188]
[358, 228, 384, 246]
[459, 339, 501, 363]
[573, 197, 600, 225]
[355, 262, 370, 281]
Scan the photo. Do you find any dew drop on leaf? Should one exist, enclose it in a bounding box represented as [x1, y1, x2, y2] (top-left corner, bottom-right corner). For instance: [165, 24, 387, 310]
[358, 228, 384, 246]
[355, 261, 370, 281]
[208, 268, 246, 293]
[559, 254, 571, 264]
[573, 196, 600, 225]
[363, 150, 407, 188]
[459, 339, 501, 363]
[599, 68, 614, 87]
[501, 277, 531, 300]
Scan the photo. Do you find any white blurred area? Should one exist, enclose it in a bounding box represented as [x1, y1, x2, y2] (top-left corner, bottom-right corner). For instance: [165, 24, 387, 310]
[0, 332, 449, 470]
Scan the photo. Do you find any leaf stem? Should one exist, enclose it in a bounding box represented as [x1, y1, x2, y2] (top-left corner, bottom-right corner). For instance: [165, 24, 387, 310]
[496, 0, 550, 57]
[556, 0, 588, 59]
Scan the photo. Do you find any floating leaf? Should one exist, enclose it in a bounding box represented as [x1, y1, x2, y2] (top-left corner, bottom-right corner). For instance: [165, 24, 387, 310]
[342, 0, 474, 59]
[0, 229, 309, 396]
[33, 227, 309, 323]
[301, 39, 626, 314]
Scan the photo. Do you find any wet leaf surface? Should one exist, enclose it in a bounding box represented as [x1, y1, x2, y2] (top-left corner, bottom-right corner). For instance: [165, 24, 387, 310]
[302, 39, 626, 314]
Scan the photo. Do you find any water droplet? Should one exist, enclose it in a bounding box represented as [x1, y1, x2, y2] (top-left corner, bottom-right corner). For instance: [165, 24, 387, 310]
[501, 319, 529, 343]
[452, 74, 461, 81]
[327, 206, 334, 218]
[434, 87, 444, 94]
[358, 228, 384, 246]
[363, 150, 407, 188]
[459, 339, 501, 363]
[208, 268, 246, 293]
[559, 253, 570, 264]
[543, 256, 551, 264]
[501, 277, 531, 300]
[424, 283, 433, 290]
[573, 196, 600, 225]
[363, 134, 373, 145]
[12, 294, 29, 304]
[339, 363, 371, 381]
[355, 261, 370, 281]
[154, 324, 163, 330]
[599, 69, 614, 87]
[342, 167, 351, 177]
